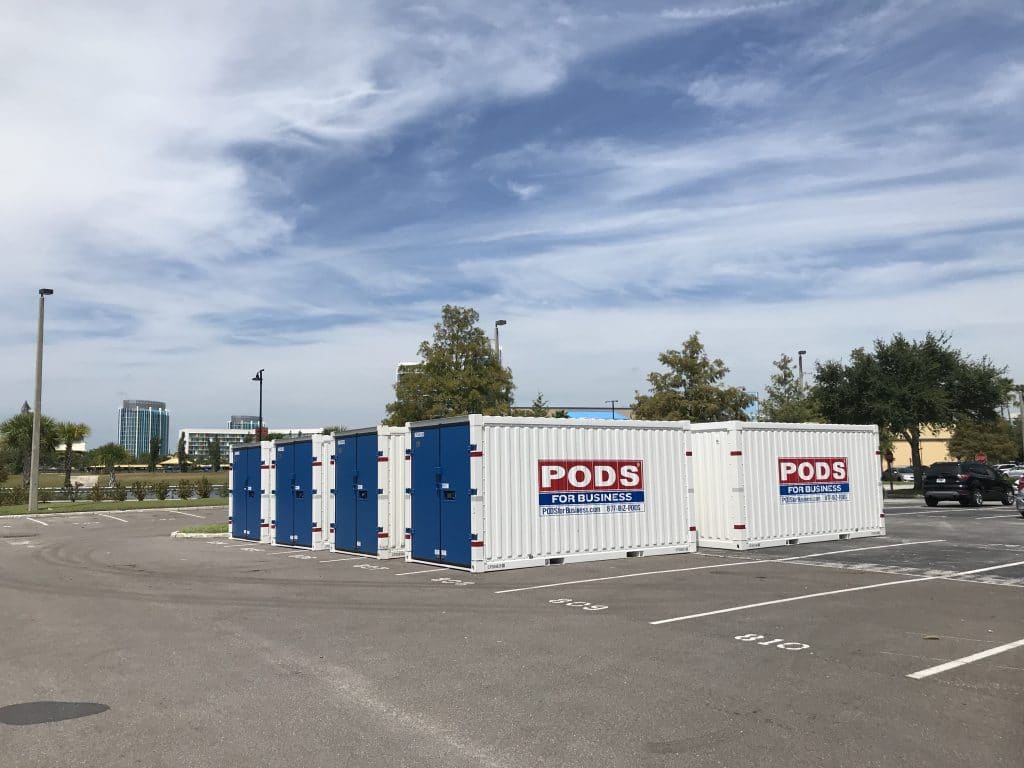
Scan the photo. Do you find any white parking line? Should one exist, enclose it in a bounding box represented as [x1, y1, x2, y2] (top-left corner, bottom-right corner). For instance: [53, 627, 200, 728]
[26, 517, 48, 526]
[494, 540, 946, 594]
[98, 513, 129, 523]
[173, 511, 204, 518]
[907, 638, 1024, 680]
[975, 514, 1019, 519]
[319, 556, 364, 563]
[395, 568, 445, 576]
[649, 560, 1024, 625]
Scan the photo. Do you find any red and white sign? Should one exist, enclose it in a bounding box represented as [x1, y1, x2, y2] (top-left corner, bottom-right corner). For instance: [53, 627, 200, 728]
[538, 460, 643, 492]
[778, 457, 848, 484]
[975, 452, 987, 463]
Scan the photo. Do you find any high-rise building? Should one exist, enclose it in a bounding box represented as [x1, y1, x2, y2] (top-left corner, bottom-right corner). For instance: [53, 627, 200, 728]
[117, 400, 170, 459]
[180, 427, 322, 465]
[229, 415, 261, 430]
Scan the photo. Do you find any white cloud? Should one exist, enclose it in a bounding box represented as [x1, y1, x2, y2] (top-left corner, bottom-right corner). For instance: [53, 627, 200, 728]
[977, 62, 1024, 106]
[687, 75, 781, 108]
[506, 181, 543, 200]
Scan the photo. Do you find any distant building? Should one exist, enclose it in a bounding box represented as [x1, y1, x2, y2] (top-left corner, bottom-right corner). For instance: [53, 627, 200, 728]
[228, 415, 261, 430]
[512, 405, 633, 420]
[179, 427, 323, 465]
[118, 400, 169, 459]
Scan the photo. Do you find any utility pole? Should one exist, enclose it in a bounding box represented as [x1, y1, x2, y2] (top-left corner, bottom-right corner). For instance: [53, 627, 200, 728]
[1018, 385, 1024, 463]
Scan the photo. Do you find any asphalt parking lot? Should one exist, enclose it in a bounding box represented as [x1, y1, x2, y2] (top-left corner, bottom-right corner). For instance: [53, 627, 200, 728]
[1, 500, 1021, 768]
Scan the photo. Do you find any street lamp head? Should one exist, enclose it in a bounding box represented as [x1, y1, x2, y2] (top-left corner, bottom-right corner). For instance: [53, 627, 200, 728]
[495, 319, 507, 327]
[798, 349, 807, 356]
[252, 369, 264, 382]
[39, 288, 54, 296]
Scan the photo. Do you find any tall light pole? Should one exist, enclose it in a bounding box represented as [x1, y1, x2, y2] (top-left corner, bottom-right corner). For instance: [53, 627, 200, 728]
[494, 319, 507, 367]
[606, 399, 619, 420]
[252, 369, 264, 439]
[28, 288, 54, 513]
[797, 349, 807, 391]
[1017, 385, 1024, 464]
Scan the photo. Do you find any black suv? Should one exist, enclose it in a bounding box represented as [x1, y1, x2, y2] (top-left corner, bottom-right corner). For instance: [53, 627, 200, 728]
[923, 462, 1016, 507]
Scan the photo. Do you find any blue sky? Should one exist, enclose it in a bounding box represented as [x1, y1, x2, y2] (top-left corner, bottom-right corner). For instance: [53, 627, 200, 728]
[2, 0, 1022, 446]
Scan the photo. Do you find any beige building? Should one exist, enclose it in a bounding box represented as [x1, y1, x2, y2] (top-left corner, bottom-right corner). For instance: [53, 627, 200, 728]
[890, 427, 953, 467]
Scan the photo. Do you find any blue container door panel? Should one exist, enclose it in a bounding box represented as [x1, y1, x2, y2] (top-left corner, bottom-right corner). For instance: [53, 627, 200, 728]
[231, 450, 249, 539]
[356, 433, 380, 555]
[292, 440, 314, 547]
[274, 443, 295, 544]
[244, 447, 262, 540]
[438, 423, 472, 567]
[333, 438, 359, 552]
[410, 427, 442, 563]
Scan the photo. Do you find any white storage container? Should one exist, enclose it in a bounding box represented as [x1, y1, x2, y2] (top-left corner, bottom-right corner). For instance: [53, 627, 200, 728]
[269, 434, 331, 550]
[406, 415, 695, 572]
[690, 421, 884, 549]
[228, 441, 273, 543]
[327, 426, 409, 559]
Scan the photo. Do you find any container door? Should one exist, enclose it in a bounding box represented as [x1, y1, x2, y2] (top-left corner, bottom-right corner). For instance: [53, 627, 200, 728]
[356, 433, 380, 555]
[438, 423, 472, 567]
[334, 437, 358, 552]
[292, 440, 314, 547]
[244, 447, 262, 540]
[231, 449, 249, 539]
[274, 443, 295, 544]
[410, 427, 442, 563]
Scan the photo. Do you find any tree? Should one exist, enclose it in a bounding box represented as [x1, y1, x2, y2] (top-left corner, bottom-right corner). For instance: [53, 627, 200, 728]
[814, 332, 1010, 489]
[321, 425, 347, 434]
[209, 436, 223, 472]
[148, 435, 161, 472]
[527, 393, 549, 417]
[91, 442, 133, 485]
[948, 418, 1021, 464]
[759, 354, 821, 422]
[0, 410, 59, 484]
[384, 305, 515, 425]
[177, 435, 188, 473]
[632, 333, 754, 422]
[56, 421, 91, 489]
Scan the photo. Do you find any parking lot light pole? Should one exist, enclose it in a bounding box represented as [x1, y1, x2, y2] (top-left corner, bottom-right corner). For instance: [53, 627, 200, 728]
[252, 369, 264, 439]
[1018, 385, 1024, 463]
[494, 319, 507, 367]
[28, 288, 54, 514]
[606, 399, 619, 420]
[797, 350, 807, 391]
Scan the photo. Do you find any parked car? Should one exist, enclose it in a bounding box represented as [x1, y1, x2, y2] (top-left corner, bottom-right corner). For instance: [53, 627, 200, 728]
[922, 462, 1016, 507]
[881, 466, 915, 481]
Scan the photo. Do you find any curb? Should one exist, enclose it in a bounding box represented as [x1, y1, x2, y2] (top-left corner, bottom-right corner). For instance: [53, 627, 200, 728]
[1, 504, 227, 520]
[171, 530, 230, 538]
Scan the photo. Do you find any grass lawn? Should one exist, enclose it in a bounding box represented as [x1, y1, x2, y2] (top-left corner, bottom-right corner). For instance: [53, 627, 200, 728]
[178, 523, 229, 534]
[0, 497, 227, 516]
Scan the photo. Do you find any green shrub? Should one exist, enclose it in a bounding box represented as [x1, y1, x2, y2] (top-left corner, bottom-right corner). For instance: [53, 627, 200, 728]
[67, 482, 83, 502]
[196, 477, 212, 498]
[176, 479, 194, 500]
[152, 481, 170, 501]
[112, 482, 128, 502]
[39, 487, 53, 503]
[130, 481, 148, 502]
[88, 483, 105, 502]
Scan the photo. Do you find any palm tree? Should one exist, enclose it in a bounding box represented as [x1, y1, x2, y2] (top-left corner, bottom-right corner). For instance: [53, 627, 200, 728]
[0, 410, 59, 484]
[91, 442, 133, 485]
[56, 421, 92, 488]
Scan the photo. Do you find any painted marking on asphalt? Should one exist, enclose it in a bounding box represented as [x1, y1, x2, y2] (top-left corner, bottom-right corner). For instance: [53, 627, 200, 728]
[649, 560, 1024, 625]
[395, 568, 446, 576]
[173, 511, 204, 518]
[494, 539, 946, 594]
[98, 513, 129, 523]
[907, 638, 1024, 680]
[319, 556, 364, 563]
[975, 514, 1019, 519]
[25, 517, 48, 526]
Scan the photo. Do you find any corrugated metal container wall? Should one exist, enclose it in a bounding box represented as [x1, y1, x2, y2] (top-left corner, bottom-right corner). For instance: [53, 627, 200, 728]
[228, 441, 273, 543]
[327, 426, 409, 559]
[269, 435, 331, 550]
[691, 422, 884, 549]
[407, 415, 694, 573]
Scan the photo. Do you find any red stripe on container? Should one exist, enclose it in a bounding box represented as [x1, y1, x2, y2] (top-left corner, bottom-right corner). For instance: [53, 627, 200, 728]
[377, 456, 389, 462]
[689, 526, 696, 532]
[405, 455, 411, 461]
[729, 450, 742, 456]
[311, 461, 322, 466]
[312, 527, 322, 532]
[880, 513, 885, 518]
[377, 532, 389, 538]
[469, 450, 483, 458]
[259, 465, 270, 469]
[733, 524, 746, 530]
[260, 523, 270, 528]
[685, 451, 693, 457]
[471, 540, 484, 547]
[404, 533, 411, 539]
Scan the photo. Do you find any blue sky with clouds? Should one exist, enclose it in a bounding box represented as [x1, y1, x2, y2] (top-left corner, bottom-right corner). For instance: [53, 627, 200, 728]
[2, 0, 1022, 445]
